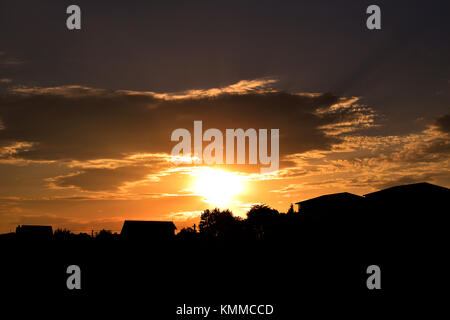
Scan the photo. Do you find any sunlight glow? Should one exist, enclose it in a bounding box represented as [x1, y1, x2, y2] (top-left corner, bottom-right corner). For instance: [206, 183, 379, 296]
[192, 167, 244, 208]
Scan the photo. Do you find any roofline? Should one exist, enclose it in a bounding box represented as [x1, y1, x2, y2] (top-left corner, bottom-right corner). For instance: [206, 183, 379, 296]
[17, 225, 53, 227]
[295, 192, 364, 205]
[122, 220, 177, 229]
[364, 182, 449, 197]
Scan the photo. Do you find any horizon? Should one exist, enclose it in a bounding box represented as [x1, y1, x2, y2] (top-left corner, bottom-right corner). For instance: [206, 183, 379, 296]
[2, 180, 447, 235]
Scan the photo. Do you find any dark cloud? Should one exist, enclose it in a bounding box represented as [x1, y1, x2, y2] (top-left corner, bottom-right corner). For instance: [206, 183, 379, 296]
[436, 114, 450, 133]
[0, 85, 374, 162]
[0, 58, 26, 66]
[423, 138, 450, 157]
[53, 164, 164, 191]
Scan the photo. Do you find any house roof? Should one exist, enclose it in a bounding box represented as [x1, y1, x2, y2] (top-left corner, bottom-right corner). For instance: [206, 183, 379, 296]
[16, 225, 53, 232]
[122, 220, 176, 227]
[295, 183, 449, 205]
[364, 182, 449, 199]
[120, 220, 176, 235]
[295, 192, 364, 205]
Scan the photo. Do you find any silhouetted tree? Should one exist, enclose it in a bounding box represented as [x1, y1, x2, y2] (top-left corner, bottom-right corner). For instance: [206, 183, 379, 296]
[246, 204, 280, 240]
[95, 229, 117, 241]
[199, 208, 242, 239]
[76, 232, 92, 240]
[53, 228, 75, 241]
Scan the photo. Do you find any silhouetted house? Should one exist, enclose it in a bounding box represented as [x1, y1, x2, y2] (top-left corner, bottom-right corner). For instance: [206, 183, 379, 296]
[296, 192, 364, 213]
[364, 182, 449, 204]
[295, 192, 367, 237]
[364, 182, 449, 237]
[120, 220, 176, 241]
[16, 225, 53, 240]
[296, 192, 365, 219]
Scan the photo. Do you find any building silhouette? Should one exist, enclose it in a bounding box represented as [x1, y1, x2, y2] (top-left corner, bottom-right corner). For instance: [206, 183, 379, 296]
[294, 192, 367, 238]
[120, 220, 176, 241]
[363, 182, 449, 240]
[296, 192, 365, 216]
[15, 225, 53, 240]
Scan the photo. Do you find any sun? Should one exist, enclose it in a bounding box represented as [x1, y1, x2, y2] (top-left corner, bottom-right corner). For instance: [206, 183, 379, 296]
[192, 167, 244, 208]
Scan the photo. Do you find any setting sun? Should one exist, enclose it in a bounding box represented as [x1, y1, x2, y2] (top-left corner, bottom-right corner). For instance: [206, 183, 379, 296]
[192, 167, 244, 208]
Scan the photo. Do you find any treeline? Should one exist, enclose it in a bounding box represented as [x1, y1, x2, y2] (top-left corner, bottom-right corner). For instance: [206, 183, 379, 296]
[52, 228, 120, 241]
[177, 204, 298, 241]
[49, 204, 296, 241]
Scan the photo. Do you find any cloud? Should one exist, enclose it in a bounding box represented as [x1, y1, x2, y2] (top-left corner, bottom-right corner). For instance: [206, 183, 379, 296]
[153, 78, 278, 99]
[0, 58, 26, 66]
[0, 209, 125, 233]
[49, 160, 168, 191]
[436, 114, 450, 133]
[0, 80, 374, 162]
[373, 174, 444, 190]
[269, 123, 450, 195]
[0, 141, 33, 158]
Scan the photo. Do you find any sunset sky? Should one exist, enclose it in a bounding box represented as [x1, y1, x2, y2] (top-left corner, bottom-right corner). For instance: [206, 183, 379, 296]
[0, 0, 449, 233]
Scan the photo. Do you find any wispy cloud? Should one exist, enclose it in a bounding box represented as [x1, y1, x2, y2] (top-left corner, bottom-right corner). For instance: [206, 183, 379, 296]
[0, 58, 26, 66]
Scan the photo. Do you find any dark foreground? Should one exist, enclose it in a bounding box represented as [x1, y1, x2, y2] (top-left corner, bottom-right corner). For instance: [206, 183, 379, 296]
[1, 234, 446, 318]
[2, 182, 448, 318]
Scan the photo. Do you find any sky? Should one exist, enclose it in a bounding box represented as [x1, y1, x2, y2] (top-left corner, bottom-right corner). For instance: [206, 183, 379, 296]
[0, 0, 449, 233]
